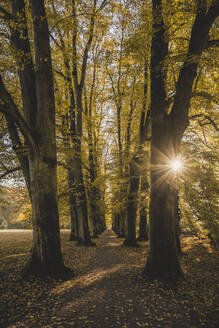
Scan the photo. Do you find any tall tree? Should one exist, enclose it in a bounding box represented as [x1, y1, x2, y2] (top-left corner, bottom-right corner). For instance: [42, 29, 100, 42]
[70, 0, 108, 245]
[124, 61, 150, 246]
[143, 0, 219, 281]
[0, 0, 70, 277]
[107, 2, 142, 238]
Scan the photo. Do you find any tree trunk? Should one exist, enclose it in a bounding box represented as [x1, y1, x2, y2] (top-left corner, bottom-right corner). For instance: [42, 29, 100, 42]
[126, 60, 150, 244]
[23, 0, 70, 277]
[100, 214, 106, 232]
[138, 176, 149, 241]
[143, 0, 182, 282]
[89, 189, 99, 238]
[0, 0, 69, 278]
[117, 174, 129, 238]
[138, 212, 148, 241]
[71, 0, 97, 246]
[174, 190, 182, 256]
[67, 166, 78, 241]
[117, 212, 126, 238]
[143, 118, 183, 281]
[143, 0, 218, 282]
[87, 127, 101, 238]
[73, 154, 94, 246]
[24, 154, 66, 277]
[144, 180, 183, 282]
[72, 133, 94, 245]
[60, 92, 79, 242]
[124, 157, 140, 246]
[112, 213, 120, 234]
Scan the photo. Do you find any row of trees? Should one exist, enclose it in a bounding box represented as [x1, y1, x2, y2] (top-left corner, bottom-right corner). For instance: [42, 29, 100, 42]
[108, 0, 218, 280]
[0, 0, 218, 281]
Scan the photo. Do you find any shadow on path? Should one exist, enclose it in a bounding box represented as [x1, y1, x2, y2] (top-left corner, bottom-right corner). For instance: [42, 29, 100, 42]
[2, 229, 218, 328]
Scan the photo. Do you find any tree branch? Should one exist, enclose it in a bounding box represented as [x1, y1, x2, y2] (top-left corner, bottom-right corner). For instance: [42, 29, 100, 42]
[50, 32, 63, 51]
[192, 91, 216, 102]
[0, 75, 37, 151]
[205, 39, 219, 49]
[5, 116, 31, 195]
[0, 167, 21, 181]
[55, 69, 67, 80]
[72, 0, 79, 89]
[189, 114, 218, 131]
[79, 0, 97, 89]
[170, 0, 219, 142]
[97, 0, 109, 12]
[150, 0, 169, 117]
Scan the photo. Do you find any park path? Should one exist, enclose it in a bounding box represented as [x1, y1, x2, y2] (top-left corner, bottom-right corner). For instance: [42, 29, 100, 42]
[2, 229, 218, 328]
[47, 229, 146, 328]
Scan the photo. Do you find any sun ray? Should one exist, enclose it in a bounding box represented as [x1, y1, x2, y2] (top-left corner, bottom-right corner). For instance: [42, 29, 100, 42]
[171, 160, 182, 171]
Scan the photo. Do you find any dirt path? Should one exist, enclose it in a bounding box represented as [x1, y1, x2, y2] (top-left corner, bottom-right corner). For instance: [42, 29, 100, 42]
[44, 229, 146, 328]
[1, 229, 218, 328]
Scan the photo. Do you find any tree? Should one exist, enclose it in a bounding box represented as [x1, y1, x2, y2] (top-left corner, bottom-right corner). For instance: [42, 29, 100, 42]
[106, 1, 143, 239]
[50, 0, 108, 245]
[143, 0, 219, 282]
[84, 46, 107, 237]
[124, 60, 151, 246]
[122, 2, 151, 246]
[0, 0, 70, 278]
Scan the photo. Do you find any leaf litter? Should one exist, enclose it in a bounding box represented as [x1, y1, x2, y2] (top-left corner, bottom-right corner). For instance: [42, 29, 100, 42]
[0, 230, 218, 328]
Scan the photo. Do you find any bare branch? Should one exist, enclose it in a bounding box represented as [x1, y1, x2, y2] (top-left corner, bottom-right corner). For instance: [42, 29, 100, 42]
[205, 39, 219, 49]
[55, 70, 67, 80]
[50, 14, 73, 32]
[170, 0, 219, 141]
[50, 32, 63, 51]
[192, 91, 216, 102]
[0, 75, 37, 151]
[72, 0, 79, 89]
[80, 0, 97, 89]
[0, 167, 21, 181]
[189, 114, 218, 131]
[107, 71, 119, 109]
[97, 0, 109, 12]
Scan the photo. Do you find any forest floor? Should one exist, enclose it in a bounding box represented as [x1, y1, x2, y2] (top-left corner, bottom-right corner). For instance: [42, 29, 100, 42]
[0, 229, 218, 328]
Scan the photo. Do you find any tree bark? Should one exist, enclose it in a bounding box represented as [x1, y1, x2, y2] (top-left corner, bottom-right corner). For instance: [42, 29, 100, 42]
[143, 0, 218, 282]
[174, 190, 182, 256]
[137, 176, 149, 241]
[0, 0, 71, 278]
[67, 164, 78, 241]
[71, 0, 96, 245]
[124, 156, 140, 246]
[23, 0, 70, 277]
[117, 201, 127, 238]
[112, 213, 120, 234]
[74, 158, 94, 246]
[60, 72, 79, 242]
[86, 67, 104, 237]
[124, 60, 150, 245]
[25, 154, 65, 277]
[143, 116, 183, 281]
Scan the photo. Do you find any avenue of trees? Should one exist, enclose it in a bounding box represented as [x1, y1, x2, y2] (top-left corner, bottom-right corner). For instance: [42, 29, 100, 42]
[0, 0, 218, 281]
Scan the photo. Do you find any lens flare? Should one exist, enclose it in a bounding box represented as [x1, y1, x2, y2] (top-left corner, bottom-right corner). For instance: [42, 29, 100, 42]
[171, 159, 182, 171]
